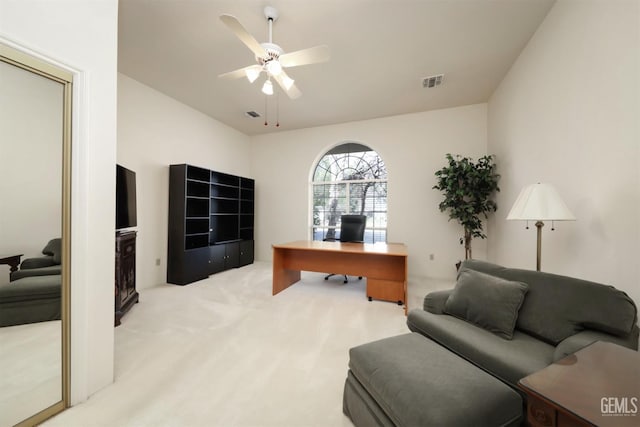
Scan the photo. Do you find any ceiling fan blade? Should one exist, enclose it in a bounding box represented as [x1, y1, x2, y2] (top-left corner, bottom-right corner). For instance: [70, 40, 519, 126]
[273, 71, 301, 99]
[220, 14, 267, 58]
[279, 45, 330, 68]
[218, 65, 262, 80]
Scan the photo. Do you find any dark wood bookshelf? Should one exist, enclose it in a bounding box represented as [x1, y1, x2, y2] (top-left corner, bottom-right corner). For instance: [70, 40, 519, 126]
[167, 164, 255, 285]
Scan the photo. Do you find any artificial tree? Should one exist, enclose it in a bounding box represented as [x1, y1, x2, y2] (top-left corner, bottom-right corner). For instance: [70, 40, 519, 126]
[433, 153, 500, 260]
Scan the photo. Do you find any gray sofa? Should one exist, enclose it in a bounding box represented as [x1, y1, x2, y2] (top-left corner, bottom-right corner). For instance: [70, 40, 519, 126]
[0, 238, 62, 327]
[343, 260, 638, 426]
[10, 238, 62, 282]
[407, 259, 638, 388]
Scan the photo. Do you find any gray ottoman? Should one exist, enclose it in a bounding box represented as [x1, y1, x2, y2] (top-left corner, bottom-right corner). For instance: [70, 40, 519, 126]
[0, 275, 61, 327]
[343, 333, 522, 427]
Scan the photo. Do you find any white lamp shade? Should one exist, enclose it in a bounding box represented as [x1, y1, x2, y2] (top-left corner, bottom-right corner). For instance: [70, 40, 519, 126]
[261, 79, 274, 95]
[245, 67, 261, 83]
[266, 60, 282, 76]
[507, 183, 576, 221]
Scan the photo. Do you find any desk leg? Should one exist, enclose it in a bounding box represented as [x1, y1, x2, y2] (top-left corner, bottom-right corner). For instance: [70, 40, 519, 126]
[272, 248, 301, 295]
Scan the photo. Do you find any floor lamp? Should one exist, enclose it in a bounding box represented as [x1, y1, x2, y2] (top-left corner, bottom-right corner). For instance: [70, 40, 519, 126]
[507, 183, 575, 271]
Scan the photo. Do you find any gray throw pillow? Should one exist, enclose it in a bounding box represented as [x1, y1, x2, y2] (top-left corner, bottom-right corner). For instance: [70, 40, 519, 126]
[444, 268, 529, 340]
[42, 238, 62, 264]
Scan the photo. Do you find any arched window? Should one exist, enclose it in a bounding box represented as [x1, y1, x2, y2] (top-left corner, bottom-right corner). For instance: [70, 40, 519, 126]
[311, 143, 387, 243]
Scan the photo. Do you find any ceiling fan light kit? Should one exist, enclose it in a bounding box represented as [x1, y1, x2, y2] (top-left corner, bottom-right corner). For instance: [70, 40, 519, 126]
[219, 6, 330, 100]
[261, 79, 274, 95]
[245, 67, 261, 83]
[266, 58, 282, 76]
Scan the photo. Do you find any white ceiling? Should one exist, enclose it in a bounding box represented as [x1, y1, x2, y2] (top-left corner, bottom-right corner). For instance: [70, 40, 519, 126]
[118, 0, 555, 136]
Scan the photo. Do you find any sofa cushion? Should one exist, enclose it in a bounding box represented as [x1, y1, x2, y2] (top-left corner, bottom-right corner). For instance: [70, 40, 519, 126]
[20, 256, 56, 270]
[407, 309, 555, 386]
[459, 260, 638, 345]
[444, 269, 528, 339]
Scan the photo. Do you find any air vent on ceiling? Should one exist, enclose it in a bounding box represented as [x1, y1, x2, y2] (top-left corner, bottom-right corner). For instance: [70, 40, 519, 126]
[422, 74, 444, 89]
[245, 111, 261, 118]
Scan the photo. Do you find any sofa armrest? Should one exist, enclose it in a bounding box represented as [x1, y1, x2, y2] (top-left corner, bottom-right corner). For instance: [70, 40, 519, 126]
[553, 325, 639, 362]
[423, 289, 453, 314]
[20, 256, 56, 269]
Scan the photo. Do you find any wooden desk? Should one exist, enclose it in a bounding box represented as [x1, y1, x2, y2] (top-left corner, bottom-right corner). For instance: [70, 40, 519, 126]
[0, 254, 23, 273]
[272, 241, 408, 313]
[518, 341, 640, 427]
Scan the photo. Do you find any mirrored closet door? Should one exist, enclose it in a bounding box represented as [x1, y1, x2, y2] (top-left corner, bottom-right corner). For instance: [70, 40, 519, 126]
[0, 43, 71, 427]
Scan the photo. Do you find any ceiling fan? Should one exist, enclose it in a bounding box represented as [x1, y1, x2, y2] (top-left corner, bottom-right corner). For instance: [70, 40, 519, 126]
[218, 6, 330, 99]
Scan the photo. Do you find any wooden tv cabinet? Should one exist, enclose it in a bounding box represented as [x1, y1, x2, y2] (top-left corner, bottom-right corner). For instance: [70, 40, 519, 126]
[115, 230, 138, 326]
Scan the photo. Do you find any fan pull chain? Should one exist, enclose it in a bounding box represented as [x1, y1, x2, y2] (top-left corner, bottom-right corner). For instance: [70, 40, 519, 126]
[264, 95, 268, 126]
[276, 90, 280, 127]
[551, 220, 555, 231]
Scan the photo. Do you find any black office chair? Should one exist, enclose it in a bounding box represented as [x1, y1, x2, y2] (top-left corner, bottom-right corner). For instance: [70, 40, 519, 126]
[324, 214, 367, 283]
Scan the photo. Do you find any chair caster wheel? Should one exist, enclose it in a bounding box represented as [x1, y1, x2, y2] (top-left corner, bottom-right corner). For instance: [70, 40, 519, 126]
[324, 277, 328, 280]
[368, 296, 372, 302]
[343, 280, 348, 284]
[397, 301, 403, 306]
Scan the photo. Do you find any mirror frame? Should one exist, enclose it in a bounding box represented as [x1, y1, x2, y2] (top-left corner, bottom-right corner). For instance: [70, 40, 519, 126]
[0, 42, 71, 426]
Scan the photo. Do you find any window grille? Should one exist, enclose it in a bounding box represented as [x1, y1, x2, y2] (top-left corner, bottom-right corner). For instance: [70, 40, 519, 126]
[311, 143, 387, 243]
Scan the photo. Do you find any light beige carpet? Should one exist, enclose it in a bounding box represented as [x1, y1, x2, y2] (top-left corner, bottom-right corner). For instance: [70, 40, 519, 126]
[0, 320, 61, 427]
[44, 261, 449, 427]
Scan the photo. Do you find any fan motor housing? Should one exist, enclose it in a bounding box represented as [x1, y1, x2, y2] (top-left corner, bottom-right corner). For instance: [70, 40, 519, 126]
[258, 42, 283, 63]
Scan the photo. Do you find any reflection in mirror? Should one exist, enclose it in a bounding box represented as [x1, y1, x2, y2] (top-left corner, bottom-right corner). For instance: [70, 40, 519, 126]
[0, 47, 68, 426]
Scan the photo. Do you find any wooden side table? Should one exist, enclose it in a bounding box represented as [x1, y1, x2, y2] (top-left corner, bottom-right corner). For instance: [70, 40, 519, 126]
[0, 254, 23, 273]
[518, 341, 640, 427]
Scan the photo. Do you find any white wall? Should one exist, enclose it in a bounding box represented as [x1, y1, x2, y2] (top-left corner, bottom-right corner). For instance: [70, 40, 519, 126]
[251, 104, 488, 283]
[1, 0, 119, 404]
[117, 74, 252, 290]
[0, 60, 62, 284]
[487, 0, 640, 305]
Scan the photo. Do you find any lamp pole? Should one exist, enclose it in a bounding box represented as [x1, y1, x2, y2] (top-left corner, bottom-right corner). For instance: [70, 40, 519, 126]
[535, 221, 544, 271]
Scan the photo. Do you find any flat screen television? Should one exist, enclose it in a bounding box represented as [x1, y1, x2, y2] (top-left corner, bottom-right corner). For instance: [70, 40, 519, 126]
[116, 164, 137, 229]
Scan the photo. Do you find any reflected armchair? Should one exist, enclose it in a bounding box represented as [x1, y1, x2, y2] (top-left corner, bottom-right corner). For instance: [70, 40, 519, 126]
[324, 214, 367, 283]
[10, 238, 62, 281]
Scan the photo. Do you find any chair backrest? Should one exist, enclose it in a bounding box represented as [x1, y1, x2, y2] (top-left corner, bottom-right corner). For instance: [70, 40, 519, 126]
[339, 215, 367, 242]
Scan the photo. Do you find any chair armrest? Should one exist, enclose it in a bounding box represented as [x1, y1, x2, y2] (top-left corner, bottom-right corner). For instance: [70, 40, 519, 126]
[423, 289, 453, 314]
[20, 256, 56, 269]
[553, 326, 639, 362]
